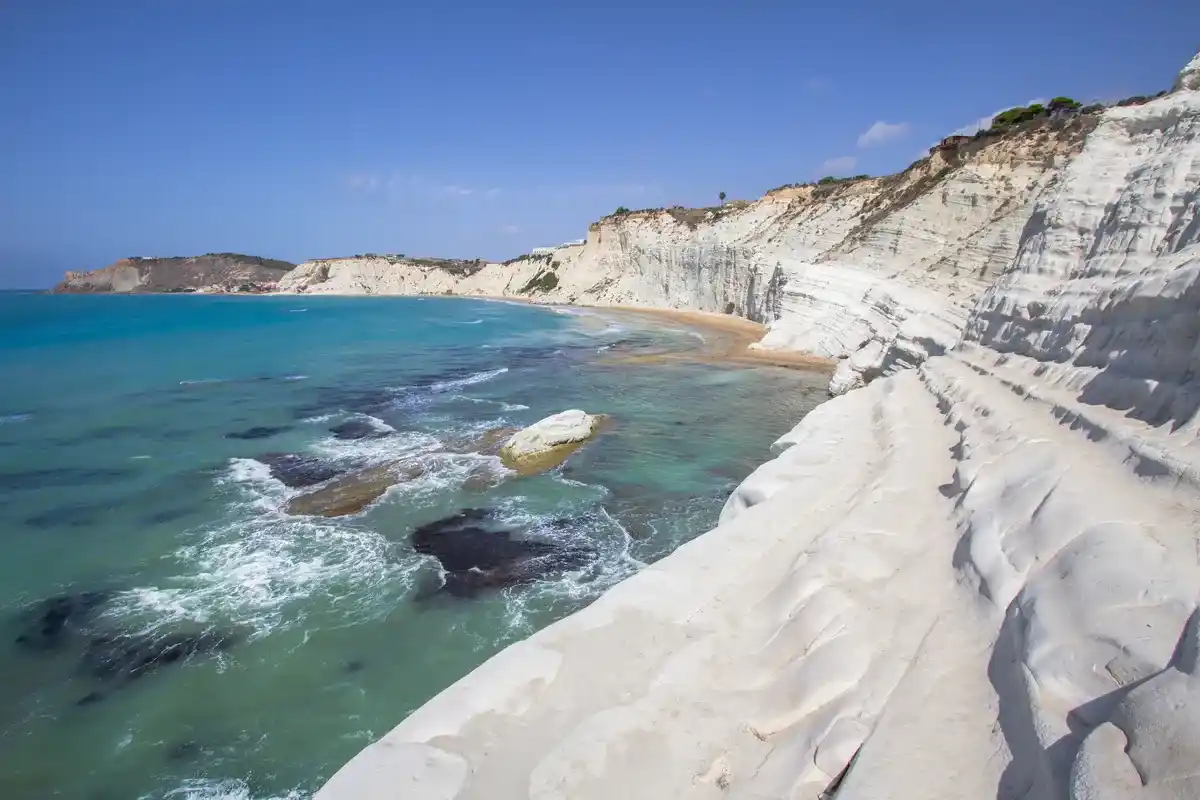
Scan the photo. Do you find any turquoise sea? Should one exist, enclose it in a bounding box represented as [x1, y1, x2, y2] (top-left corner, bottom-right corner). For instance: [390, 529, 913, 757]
[0, 293, 826, 799]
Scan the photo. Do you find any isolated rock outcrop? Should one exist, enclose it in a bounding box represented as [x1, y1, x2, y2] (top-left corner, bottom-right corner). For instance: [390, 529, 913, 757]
[497, 410, 603, 474]
[315, 50, 1200, 800]
[52, 253, 293, 294]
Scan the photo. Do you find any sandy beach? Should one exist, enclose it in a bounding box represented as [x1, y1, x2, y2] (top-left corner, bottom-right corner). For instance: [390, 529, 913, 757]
[584, 305, 837, 373]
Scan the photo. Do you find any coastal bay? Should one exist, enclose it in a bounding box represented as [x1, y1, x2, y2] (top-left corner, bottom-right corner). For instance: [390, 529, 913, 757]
[0, 293, 828, 799]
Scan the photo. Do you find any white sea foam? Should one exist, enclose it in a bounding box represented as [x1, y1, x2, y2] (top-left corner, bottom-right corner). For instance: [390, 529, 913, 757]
[288, 308, 308, 313]
[457, 396, 529, 412]
[0, 413, 32, 425]
[489, 501, 641, 636]
[283, 374, 308, 381]
[179, 378, 226, 386]
[310, 427, 439, 465]
[158, 777, 305, 800]
[428, 367, 508, 393]
[108, 461, 420, 639]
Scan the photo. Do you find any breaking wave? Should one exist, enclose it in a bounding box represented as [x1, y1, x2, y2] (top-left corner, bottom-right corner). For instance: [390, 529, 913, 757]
[157, 778, 305, 800]
[428, 367, 508, 393]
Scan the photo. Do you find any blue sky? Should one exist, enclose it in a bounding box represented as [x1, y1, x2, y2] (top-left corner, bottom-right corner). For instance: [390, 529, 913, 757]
[1, 1, 1197, 287]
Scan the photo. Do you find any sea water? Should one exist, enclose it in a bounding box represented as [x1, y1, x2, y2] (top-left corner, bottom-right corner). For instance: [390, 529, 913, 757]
[0, 293, 827, 799]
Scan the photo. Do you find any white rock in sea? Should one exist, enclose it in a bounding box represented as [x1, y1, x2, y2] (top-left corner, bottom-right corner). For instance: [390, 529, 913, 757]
[314, 50, 1200, 800]
[498, 410, 601, 471]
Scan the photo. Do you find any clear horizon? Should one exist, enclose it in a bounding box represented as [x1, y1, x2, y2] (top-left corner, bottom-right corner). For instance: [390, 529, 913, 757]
[2, 0, 1198, 288]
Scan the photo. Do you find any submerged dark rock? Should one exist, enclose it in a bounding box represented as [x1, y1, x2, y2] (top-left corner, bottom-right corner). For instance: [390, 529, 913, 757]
[0, 467, 132, 491]
[411, 509, 597, 598]
[253, 452, 346, 488]
[82, 630, 240, 685]
[329, 420, 392, 441]
[166, 740, 202, 762]
[292, 387, 399, 419]
[24, 501, 108, 529]
[143, 506, 196, 525]
[14, 591, 113, 650]
[225, 425, 292, 441]
[344, 659, 366, 674]
[76, 691, 105, 707]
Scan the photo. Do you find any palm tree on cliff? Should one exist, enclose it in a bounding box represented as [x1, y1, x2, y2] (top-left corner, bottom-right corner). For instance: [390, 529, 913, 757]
[719, 191, 727, 206]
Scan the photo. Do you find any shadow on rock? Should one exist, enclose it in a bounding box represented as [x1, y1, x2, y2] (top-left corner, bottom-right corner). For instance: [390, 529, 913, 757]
[411, 509, 597, 599]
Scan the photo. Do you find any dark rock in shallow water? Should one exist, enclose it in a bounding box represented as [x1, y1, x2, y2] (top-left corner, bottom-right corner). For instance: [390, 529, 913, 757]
[0, 467, 132, 491]
[344, 659, 366, 674]
[14, 591, 113, 650]
[225, 425, 292, 441]
[24, 501, 107, 529]
[82, 630, 240, 685]
[329, 420, 392, 440]
[143, 506, 195, 525]
[253, 452, 346, 488]
[293, 387, 398, 419]
[411, 509, 597, 598]
[76, 691, 105, 707]
[166, 740, 202, 762]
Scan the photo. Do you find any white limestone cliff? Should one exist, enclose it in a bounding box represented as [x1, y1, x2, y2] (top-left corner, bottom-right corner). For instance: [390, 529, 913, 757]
[315, 52, 1200, 800]
[277, 116, 1096, 394]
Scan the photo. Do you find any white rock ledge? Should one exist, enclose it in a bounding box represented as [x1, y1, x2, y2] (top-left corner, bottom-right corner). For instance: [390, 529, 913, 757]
[316, 51, 1200, 800]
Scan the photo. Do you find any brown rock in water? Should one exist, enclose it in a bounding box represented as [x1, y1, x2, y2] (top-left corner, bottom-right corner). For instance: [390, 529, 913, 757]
[285, 462, 426, 517]
[442, 427, 520, 456]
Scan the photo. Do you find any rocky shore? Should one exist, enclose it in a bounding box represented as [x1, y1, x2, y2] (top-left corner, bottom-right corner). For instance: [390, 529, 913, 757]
[313, 50, 1200, 800]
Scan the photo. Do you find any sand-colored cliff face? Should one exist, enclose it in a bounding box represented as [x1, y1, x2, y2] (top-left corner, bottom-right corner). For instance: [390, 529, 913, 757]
[315, 53, 1200, 800]
[52, 253, 294, 293]
[277, 115, 1096, 393]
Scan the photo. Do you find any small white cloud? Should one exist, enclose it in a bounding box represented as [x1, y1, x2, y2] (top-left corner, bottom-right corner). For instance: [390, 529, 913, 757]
[857, 121, 910, 148]
[817, 156, 858, 175]
[500, 224, 520, 234]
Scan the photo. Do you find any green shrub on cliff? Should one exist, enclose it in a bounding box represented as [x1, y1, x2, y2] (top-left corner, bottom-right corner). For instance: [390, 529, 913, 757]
[519, 269, 559, 294]
[613, 206, 631, 215]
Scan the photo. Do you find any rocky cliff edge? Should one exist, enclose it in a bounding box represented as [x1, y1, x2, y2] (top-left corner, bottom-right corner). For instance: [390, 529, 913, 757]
[314, 50, 1200, 800]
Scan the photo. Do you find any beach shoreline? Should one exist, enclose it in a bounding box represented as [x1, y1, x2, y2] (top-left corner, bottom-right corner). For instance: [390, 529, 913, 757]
[587, 305, 837, 373]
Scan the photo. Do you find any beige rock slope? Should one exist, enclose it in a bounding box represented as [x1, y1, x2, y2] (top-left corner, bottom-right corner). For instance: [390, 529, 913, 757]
[278, 114, 1095, 393]
[316, 52, 1200, 800]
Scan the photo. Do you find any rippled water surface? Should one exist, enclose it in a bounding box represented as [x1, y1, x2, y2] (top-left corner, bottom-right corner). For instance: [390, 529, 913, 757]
[0, 293, 827, 799]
